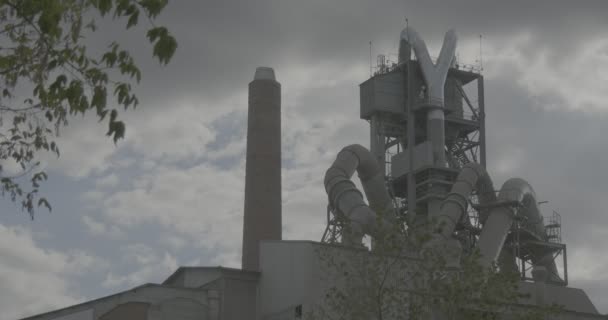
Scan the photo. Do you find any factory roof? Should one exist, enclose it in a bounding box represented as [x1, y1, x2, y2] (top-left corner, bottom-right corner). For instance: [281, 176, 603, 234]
[162, 265, 260, 288]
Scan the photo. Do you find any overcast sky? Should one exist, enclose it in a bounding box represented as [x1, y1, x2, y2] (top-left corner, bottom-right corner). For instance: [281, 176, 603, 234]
[1, 0, 608, 319]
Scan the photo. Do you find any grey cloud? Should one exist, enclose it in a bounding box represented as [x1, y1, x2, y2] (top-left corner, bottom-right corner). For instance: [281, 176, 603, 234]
[93, 0, 608, 109]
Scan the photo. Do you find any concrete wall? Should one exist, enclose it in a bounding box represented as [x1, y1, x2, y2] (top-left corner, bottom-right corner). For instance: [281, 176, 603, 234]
[221, 277, 259, 320]
[258, 241, 320, 318]
[163, 267, 259, 320]
[258, 240, 411, 319]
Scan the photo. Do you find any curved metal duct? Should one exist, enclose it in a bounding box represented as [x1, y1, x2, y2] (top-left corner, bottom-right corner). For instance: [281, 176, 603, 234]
[435, 162, 496, 239]
[434, 166, 561, 281]
[402, 27, 457, 167]
[324, 144, 396, 245]
[404, 27, 457, 107]
[477, 178, 561, 281]
[398, 29, 411, 64]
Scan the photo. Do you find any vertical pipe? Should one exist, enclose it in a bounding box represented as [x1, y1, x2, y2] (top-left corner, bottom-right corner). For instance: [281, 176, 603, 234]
[242, 67, 282, 271]
[427, 108, 446, 167]
[478, 75, 486, 168]
[406, 61, 417, 224]
[405, 28, 457, 168]
[398, 38, 411, 65]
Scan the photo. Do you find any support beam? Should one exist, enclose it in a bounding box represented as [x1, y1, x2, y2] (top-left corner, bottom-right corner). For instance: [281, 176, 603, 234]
[478, 75, 486, 168]
[406, 61, 417, 224]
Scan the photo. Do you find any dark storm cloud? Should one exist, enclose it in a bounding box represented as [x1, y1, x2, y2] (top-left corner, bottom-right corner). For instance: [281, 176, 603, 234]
[95, 0, 608, 107]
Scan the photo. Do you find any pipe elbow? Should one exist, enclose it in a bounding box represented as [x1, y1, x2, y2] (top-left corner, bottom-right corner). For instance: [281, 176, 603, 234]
[324, 144, 396, 244]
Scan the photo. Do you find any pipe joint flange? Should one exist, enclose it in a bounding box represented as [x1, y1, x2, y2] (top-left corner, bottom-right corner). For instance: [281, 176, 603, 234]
[332, 185, 364, 207]
[324, 166, 350, 182]
[324, 173, 351, 191]
[425, 104, 444, 111]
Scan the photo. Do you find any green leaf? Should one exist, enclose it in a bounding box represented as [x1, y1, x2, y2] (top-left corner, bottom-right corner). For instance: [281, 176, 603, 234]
[147, 27, 177, 65]
[109, 109, 118, 122]
[97, 0, 113, 16]
[106, 120, 125, 144]
[139, 0, 168, 18]
[127, 10, 139, 28]
[91, 86, 107, 114]
[0, 0, 175, 218]
[38, 198, 52, 211]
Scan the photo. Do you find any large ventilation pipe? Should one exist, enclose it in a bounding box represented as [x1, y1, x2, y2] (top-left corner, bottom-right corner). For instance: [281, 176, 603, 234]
[477, 178, 561, 282]
[436, 167, 561, 280]
[324, 144, 396, 245]
[435, 163, 496, 239]
[242, 67, 282, 271]
[397, 29, 411, 64]
[403, 27, 457, 167]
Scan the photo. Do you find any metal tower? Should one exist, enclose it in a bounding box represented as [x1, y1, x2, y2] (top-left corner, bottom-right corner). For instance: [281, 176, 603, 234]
[361, 37, 486, 227]
[323, 29, 486, 243]
[322, 29, 567, 287]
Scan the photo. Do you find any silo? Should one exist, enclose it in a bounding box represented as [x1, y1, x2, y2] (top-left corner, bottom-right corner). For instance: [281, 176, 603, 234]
[242, 67, 282, 271]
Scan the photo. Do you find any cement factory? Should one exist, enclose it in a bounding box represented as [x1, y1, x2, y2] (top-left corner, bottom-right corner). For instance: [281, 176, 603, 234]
[21, 27, 603, 320]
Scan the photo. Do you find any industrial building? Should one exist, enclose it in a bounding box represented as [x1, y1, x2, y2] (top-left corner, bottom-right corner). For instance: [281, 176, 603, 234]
[20, 27, 603, 320]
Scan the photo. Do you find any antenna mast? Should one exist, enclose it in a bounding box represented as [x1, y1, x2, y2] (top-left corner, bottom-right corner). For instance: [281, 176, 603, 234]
[479, 34, 483, 72]
[369, 41, 373, 77]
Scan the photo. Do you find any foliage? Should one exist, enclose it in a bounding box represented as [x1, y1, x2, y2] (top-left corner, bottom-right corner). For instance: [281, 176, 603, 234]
[0, 0, 177, 217]
[306, 225, 563, 320]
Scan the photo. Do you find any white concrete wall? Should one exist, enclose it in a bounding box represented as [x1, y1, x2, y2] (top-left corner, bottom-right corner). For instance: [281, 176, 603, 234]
[258, 241, 320, 318]
[259, 241, 384, 319]
[222, 278, 258, 320]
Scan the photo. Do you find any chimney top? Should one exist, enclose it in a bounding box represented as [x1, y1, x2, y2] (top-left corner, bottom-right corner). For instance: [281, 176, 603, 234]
[254, 67, 276, 81]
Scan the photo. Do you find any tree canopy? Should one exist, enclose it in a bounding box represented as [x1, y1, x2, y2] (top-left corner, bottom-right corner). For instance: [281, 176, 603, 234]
[0, 0, 177, 216]
[308, 222, 563, 320]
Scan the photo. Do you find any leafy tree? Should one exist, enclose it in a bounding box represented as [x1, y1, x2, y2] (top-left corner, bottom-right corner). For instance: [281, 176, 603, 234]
[307, 222, 562, 320]
[0, 0, 177, 216]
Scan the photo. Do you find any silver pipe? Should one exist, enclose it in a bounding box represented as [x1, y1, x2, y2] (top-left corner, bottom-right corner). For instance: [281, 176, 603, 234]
[397, 32, 411, 65]
[436, 166, 561, 280]
[324, 144, 396, 245]
[403, 28, 457, 167]
[435, 163, 496, 239]
[477, 178, 561, 281]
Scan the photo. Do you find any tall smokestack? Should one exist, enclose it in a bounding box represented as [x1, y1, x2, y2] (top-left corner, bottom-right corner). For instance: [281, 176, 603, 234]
[242, 67, 282, 271]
